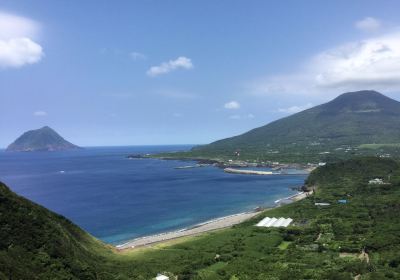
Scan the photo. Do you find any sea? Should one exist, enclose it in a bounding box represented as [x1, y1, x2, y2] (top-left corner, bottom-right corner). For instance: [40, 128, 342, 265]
[0, 145, 307, 245]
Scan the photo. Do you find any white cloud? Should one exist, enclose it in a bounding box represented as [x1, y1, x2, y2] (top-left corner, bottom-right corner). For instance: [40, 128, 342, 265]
[147, 56, 193, 77]
[129, 51, 146, 60]
[278, 103, 312, 114]
[250, 31, 400, 96]
[229, 113, 255, 120]
[0, 12, 38, 39]
[355, 17, 381, 32]
[33, 110, 47, 116]
[224, 101, 240, 109]
[0, 11, 44, 68]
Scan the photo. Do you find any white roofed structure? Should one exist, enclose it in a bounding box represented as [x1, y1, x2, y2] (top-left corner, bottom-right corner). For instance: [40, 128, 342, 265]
[156, 274, 169, 280]
[255, 217, 293, 228]
[281, 218, 293, 227]
[256, 217, 271, 227]
[264, 217, 278, 227]
[271, 217, 286, 227]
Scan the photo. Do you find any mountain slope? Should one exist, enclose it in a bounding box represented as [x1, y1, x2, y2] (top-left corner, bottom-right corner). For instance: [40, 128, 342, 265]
[2, 158, 400, 279]
[0, 181, 110, 279]
[6, 126, 80, 152]
[187, 90, 400, 162]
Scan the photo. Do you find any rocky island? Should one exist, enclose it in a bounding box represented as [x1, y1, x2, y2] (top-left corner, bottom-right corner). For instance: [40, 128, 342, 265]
[6, 126, 80, 152]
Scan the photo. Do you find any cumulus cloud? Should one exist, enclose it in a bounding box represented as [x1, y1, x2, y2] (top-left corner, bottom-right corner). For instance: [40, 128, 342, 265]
[355, 17, 381, 32]
[0, 11, 44, 68]
[33, 110, 47, 116]
[147, 56, 193, 77]
[250, 31, 400, 96]
[224, 101, 240, 109]
[278, 103, 312, 114]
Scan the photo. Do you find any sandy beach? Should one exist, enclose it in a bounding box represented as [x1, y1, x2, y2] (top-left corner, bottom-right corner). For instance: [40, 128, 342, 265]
[116, 211, 259, 250]
[116, 190, 310, 251]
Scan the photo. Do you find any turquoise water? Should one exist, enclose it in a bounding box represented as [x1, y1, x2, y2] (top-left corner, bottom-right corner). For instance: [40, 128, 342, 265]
[0, 146, 307, 245]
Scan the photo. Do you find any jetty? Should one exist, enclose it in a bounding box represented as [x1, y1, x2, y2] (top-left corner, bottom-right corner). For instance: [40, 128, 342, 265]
[224, 168, 273, 175]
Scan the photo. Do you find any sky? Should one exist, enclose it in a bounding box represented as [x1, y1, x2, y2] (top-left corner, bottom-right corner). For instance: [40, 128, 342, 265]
[1, 0, 400, 147]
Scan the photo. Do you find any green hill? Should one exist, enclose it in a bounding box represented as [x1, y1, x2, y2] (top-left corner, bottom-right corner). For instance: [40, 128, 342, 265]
[0, 181, 110, 279]
[2, 157, 400, 279]
[170, 90, 400, 163]
[6, 126, 80, 152]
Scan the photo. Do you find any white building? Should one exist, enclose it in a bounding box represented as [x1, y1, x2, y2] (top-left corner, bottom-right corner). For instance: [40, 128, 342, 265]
[369, 178, 384, 184]
[255, 217, 293, 228]
[156, 274, 169, 280]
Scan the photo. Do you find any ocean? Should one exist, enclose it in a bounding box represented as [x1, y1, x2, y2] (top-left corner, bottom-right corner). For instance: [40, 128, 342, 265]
[0, 146, 307, 245]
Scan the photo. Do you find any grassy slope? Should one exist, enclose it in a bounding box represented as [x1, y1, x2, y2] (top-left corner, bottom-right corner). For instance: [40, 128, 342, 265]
[0, 182, 116, 279]
[2, 157, 400, 279]
[159, 91, 400, 163]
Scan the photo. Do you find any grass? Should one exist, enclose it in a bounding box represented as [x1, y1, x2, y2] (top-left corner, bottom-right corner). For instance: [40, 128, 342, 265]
[278, 241, 291, 250]
[2, 157, 400, 279]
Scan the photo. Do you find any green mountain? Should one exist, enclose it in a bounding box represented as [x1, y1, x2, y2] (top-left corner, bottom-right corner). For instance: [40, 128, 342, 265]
[2, 157, 400, 279]
[6, 126, 80, 152]
[181, 90, 400, 162]
[0, 181, 110, 279]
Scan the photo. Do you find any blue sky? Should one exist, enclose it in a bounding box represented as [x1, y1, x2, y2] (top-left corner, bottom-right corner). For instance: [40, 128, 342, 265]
[1, 0, 400, 147]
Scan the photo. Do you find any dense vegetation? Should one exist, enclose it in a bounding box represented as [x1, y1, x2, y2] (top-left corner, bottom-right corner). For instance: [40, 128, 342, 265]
[159, 91, 400, 163]
[6, 126, 79, 152]
[0, 182, 112, 279]
[1, 157, 400, 279]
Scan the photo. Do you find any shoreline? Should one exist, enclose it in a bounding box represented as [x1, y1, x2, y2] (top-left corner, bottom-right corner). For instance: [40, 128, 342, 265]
[139, 154, 316, 172]
[115, 212, 259, 250]
[115, 190, 309, 251]
[224, 168, 274, 175]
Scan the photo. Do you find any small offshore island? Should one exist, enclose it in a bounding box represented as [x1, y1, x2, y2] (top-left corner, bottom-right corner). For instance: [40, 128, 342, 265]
[4, 0, 400, 278]
[6, 126, 80, 152]
[3, 90, 400, 279]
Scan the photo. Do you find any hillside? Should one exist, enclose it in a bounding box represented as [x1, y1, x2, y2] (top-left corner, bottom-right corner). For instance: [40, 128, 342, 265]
[6, 126, 80, 152]
[1, 157, 400, 279]
[166, 90, 400, 163]
[0, 181, 109, 279]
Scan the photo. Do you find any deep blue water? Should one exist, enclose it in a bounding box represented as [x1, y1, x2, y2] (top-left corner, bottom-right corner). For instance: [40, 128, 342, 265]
[0, 146, 307, 245]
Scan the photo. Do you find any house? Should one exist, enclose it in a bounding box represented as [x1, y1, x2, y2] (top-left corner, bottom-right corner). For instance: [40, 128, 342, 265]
[369, 178, 384, 184]
[156, 274, 169, 280]
[315, 202, 330, 206]
[338, 199, 347, 204]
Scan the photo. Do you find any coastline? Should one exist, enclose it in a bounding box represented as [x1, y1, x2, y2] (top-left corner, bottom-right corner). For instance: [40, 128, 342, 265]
[140, 153, 316, 173]
[115, 190, 309, 251]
